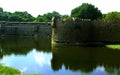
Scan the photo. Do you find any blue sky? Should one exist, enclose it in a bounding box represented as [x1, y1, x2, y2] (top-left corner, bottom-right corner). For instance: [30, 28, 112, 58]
[0, 0, 120, 17]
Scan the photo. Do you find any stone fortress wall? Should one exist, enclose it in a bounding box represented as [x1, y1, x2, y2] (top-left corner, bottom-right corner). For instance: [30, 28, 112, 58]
[1, 16, 120, 45]
[0, 21, 51, 38]
[52, 16, 120, 45]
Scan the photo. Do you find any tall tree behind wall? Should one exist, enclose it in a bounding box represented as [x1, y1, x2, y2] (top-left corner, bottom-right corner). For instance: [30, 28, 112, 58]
[71, 3, 102, 20]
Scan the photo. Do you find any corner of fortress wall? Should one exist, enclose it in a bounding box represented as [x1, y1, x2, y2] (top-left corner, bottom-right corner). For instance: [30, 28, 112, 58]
[52, 17, 94, 44]
[52, 16, 120, 44]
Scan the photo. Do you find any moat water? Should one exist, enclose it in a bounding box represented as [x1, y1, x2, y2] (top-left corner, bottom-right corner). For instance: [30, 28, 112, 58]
[0, 37, 120, 75]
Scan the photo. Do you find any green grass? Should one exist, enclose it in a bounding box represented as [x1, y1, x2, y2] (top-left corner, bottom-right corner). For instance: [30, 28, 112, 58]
[0, 64, 42, 75]
[106, 44, 120, 49]
[24, 74, 41, 75]
[0, 64, 20, 75]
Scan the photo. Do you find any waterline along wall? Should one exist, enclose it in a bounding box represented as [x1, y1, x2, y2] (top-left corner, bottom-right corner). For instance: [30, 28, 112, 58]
[0, 21, 51, 38]
[52, 16, 120, 45]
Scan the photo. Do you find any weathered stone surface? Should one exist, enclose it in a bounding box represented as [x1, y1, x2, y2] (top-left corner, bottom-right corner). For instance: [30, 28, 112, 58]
[52, 17, 120, 45]
[0, 22, 51, 38]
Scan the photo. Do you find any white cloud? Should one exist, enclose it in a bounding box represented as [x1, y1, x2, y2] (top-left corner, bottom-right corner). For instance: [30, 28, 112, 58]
[34, 51, 52, 67]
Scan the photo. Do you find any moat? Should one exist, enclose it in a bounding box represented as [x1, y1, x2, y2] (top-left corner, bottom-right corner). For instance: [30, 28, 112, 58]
[0, 37, 120, 75]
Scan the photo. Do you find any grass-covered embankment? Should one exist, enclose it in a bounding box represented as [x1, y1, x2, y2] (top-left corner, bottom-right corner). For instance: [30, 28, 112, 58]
[0, 64, 41, 75]
[0, 64, 20, 75]
[106, 44, 120, 49]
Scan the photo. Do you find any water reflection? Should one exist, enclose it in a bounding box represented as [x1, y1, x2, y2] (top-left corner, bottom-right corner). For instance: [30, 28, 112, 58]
[0, 37, 51, 59]
[1, 37, 120, 75]
[52, 45, 120, 75]
[0, 37, 52, 74]
[0, 49, 52, 74]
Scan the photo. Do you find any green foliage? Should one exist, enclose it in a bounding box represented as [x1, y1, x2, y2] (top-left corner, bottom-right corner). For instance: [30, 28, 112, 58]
[0, 5, 103, 22]
[71, 3, 102, 20]
[61, 15, 71, 19]
[0, 7, 70, 22]
[0, 7, 4, 21]
[102, 14, 107, 20]
[0, 64, 20, 75]
[104, 12, 120, 23]
[0, 7, 3, 13]
[35, 15, 44, 22]
[35, 11, 61, 22]
[8, 11, 35, 22]
[0, 7, 35, 22]
[1, 12, 12, 21]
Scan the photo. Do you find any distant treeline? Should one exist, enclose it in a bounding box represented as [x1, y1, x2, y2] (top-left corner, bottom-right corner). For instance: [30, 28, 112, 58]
[0, 7, 69, 22]
[1, 3, 120, 23]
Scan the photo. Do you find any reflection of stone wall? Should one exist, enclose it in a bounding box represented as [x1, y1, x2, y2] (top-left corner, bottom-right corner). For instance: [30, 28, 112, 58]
[0, 37, 51, 58]
[51, 46, 120, 73]
[0, 22, 51, 38]
[52, 17, 120, 45]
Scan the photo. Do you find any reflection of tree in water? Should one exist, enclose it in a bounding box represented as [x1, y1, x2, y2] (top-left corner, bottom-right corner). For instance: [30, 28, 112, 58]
[0, 37, 51, 59]
[105, 65, 120, 75]
[105, 66, 116, 74]
[51, 45, 120, 74]
[0, 49, 3, 59]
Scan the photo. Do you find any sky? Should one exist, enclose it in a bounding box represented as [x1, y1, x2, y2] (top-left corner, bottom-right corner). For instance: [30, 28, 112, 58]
[0, 0, 120, 17]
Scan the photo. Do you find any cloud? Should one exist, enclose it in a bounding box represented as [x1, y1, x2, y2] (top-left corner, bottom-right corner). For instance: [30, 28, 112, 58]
[34, 51, 52, 67]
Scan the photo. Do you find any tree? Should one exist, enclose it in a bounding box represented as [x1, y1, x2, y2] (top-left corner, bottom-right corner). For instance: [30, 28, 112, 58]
[0, 7, 3, 13]
[35, 11, 61, 22]
[8, 11, 35, 22]
[8, 15, 23, 21]
[2, 12, 12, 21]
[104, 12, 120, 23]
[71, 3, 102, 20]
[61, 15, 70, 19]
[0, 7, 4, 21]
[0, 7, 35, 22]
[34, 15, 44, 22]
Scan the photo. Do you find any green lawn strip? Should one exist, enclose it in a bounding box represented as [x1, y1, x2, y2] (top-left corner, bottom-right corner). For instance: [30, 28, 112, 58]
[106, 44, 120, 49]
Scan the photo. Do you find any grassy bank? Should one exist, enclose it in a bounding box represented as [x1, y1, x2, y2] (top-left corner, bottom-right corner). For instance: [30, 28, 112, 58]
[0, 64, 20, 75]
[24, 74, 41, 75]
[0, 64, 41, 75]
[106, 44, 120, 49]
